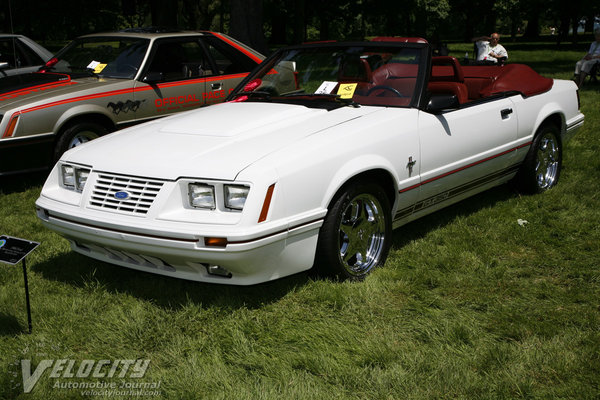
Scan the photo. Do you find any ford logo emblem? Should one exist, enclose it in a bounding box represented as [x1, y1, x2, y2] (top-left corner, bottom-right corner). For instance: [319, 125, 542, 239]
[114, 191, 130, 200]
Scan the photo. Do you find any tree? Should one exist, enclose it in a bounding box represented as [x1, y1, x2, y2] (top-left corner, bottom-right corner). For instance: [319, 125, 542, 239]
[229, 0, 267, 53]
[150, 0, 178, 28]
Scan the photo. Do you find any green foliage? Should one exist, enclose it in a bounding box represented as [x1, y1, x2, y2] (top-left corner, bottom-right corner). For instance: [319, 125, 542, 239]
[0, 44, 599, 399]
[3, 0, 600, 46]
[418, 0, 451, 19]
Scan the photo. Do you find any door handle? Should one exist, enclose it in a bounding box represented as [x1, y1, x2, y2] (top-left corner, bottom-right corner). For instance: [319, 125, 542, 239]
[501, 108, 513, 118]
[211, 83, 222, 90]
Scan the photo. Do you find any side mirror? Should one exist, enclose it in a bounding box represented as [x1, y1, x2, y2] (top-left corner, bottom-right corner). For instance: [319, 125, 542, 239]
[426, 94, 459, 113]
[0, 62, 9, 70]
[142, 71, 163, 83]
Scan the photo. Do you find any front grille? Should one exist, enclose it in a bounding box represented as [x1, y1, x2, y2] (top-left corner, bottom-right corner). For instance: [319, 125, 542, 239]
[89, 173, 164, 215]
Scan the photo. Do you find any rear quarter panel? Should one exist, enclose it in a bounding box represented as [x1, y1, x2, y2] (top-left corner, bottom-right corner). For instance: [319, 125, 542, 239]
[512, 79, 581, 141]
[510, 79, 583, 164]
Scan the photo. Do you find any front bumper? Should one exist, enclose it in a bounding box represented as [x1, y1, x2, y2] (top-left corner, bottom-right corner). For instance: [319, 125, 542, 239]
[36, 196, 324, 285]
[0, 134, 54, 176]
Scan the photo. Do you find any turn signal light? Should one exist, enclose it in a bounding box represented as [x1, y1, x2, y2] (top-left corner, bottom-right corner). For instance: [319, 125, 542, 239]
[204, 237, 228, 247]
[2, 114, 19, 138]
[258, 184, 275, 223]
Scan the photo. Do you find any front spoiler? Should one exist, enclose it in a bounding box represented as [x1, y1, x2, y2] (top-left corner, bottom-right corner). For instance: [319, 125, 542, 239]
[35, 203, 324, 286]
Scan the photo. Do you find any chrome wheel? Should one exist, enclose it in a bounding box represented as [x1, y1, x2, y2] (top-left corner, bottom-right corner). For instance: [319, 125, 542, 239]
[68, 131, 99, 149]
[337, 193, 387, 276]
[515, 123, 562, 194]
[535, 133, 560, 190]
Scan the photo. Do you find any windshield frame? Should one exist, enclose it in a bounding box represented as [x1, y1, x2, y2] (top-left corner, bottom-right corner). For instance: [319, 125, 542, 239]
[227, 41, 431, 109]
[47, 36, 151, 80]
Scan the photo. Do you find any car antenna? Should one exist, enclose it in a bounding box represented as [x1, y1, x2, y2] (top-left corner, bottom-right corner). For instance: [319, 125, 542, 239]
[8, 0, 18, 71]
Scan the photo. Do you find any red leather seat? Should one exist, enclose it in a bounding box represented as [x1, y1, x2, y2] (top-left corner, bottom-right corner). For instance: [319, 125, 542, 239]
[338, 58, 372, 82]
[429, 56, 469, 104]
[367, 63, 418, 97]
[427, 81, 469, 104]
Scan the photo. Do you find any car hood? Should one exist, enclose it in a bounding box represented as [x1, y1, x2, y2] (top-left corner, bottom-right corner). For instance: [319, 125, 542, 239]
[0, 72, 69, 94]
[63, 102, 384, 181]
[0, 73, 128, 109]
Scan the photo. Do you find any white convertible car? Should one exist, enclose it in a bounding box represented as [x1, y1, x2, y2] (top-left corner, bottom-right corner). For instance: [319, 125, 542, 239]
[35, 39, 584, 285]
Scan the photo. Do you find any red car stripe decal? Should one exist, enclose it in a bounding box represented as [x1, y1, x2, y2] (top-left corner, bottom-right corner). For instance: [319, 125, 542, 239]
[0, 81, 77, 101]
[399, 142, 532, 193]
[209, 32, 264, 64]
[12, 74, 250, 115]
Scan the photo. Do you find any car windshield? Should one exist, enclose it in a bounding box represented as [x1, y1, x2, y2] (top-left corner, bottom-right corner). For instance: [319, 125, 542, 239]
[231, 44, 425, 109]
[46, 37, 150, 79]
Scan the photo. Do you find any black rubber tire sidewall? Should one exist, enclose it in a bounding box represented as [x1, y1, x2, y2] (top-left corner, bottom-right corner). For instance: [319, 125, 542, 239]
[516, 123, 562, 194]
[313, 181, 392, 281]
[54, 122, 108, 161]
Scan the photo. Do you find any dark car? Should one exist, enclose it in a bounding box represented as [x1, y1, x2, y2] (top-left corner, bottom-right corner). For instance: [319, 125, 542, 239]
[0, 34, 53, 77]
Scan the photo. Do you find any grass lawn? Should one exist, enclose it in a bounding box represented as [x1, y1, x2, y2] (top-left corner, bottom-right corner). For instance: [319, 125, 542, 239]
[1, 42, 599, 399]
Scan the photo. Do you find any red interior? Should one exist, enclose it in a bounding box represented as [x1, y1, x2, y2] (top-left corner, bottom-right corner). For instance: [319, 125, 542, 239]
[331, 55, 553, 107]
[429, 57, 553, 103]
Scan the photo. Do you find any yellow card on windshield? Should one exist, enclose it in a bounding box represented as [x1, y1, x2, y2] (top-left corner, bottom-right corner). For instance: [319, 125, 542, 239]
[337, 83, 357, 99]
[93, 63, 107, 73]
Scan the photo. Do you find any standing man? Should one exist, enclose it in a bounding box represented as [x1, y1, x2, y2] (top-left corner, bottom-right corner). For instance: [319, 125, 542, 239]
[574, 29, 600, 87]
[472, 33, 508, 64]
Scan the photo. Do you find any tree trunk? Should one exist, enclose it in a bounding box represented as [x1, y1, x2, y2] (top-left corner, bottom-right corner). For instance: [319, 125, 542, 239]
[229, 0, 268, 53]
[319, 15, 330, 41]
[292, 0, 305, 44]
[523, 16, 539, 38]
[571, 17, 579, 43]
[270, 3, 287, 44]
[557, 14, 570, 45]
[150, 0, 178, 28]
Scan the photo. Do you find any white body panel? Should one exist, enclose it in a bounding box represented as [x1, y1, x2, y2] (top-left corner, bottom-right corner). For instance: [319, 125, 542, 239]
[36, 71, 584, 285]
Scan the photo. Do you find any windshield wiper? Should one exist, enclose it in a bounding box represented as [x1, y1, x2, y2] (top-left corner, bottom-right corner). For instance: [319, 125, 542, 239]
[84, 68, 100, 79]
[60, 66, 100, 79]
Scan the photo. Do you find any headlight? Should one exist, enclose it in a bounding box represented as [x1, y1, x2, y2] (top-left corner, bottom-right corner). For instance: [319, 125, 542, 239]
[75, 169, 89, 192]
[188, 183, 216, 209]
[61, 164, 90, 192]
[224, 185, 250, 210]
[61, 165, 75, 188]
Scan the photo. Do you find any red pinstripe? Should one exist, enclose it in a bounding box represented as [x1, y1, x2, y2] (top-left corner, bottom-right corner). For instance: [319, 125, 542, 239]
[399, 142, 532, 193]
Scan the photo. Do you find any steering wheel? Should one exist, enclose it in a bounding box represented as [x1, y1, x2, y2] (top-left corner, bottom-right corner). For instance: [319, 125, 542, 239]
[366, 85, 403, 97]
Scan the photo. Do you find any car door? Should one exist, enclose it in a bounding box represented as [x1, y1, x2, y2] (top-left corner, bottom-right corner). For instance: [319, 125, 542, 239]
[133, 37, 208, 122]
[416, 97, 518, 212]
[200, 35, 262, 104]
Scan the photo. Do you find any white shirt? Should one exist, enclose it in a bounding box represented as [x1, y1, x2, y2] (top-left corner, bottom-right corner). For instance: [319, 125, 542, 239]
[476, 41, 508, 63]
[588, 41, 600, 56]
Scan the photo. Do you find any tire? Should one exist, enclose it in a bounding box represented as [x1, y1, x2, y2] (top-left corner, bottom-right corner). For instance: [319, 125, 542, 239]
[54, 122, 108, 161]
[515, 123, 562, 194]
[314, 181, 392, 280]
